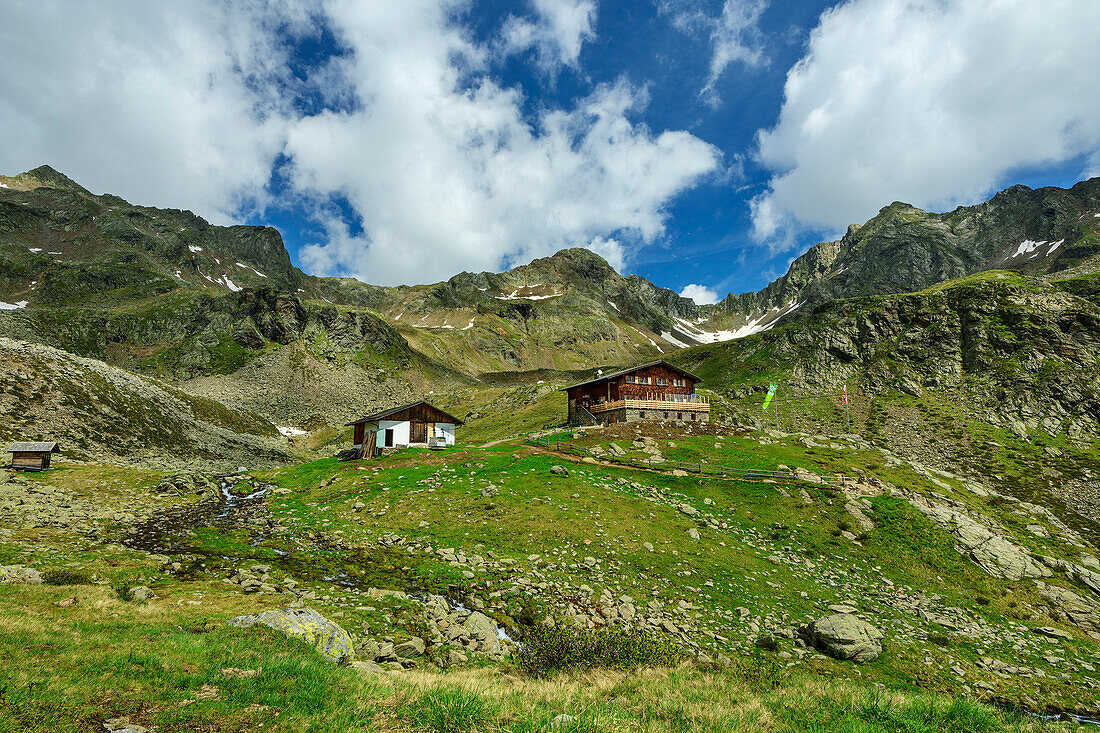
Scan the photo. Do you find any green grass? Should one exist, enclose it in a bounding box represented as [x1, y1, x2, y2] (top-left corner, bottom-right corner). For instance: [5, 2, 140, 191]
[2, 425, 1098, 727]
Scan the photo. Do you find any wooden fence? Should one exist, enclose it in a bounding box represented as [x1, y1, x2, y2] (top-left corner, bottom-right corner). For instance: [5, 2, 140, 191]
[528, 433, 849, 487]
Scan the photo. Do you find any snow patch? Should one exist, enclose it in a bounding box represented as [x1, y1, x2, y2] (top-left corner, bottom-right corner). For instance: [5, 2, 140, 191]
[277, 426, 307, 437]
[0, 300, 29, 310]
[1046, 239, 1064, 254]
[496, 290, 561, 300]
[222, 276, 241, 292]
[0, 182, 8, 188]
[674, 301, 803, 344]
[607, 300, 620, 311]
[236, 262, 268, 278]
[188, 245, 203, 253]
[28, 247, 42, 252]
[462, 319, 475, 330]
[1012, 239, 1046, 258]
[660, 331, 691, 349]
[626, 324, 661, 351]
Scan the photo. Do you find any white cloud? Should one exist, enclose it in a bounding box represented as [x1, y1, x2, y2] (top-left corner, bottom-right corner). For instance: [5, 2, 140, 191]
[703, 0, 769, 101]
[0, 0, 719, 286]
[0, 2, 304, 223]
[752, 0, 1100, 243]
[663, 0, 769, 103]
[291, 0, 720, 285]
[501, 0, 597, 73]
[679, 283, 719, 305]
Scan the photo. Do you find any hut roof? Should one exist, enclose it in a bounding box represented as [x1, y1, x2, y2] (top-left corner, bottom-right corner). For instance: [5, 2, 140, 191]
[345, 400, 464, 426]
[562, 360, 701, 391]
[8, 442, 60, 453]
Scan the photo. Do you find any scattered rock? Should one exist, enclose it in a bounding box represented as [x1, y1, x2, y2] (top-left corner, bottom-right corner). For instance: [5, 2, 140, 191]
[550, 465, 569, 476]
[543, 714, 577, 731]
[54, 596, 77, 608]
[103, 717, 147, 733]
[802, 614, 884, 663]
[1032, 626, 1073, 640]
[394, 637, 426, 658]
[129, 586, 156, 601]
[0, 565, 43, 584]
[226, 607, 355, 665]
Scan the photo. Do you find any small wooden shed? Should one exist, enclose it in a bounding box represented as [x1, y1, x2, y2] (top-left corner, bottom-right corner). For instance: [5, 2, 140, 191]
[346, 401, 463, 458]
[7, 442, 60, 471]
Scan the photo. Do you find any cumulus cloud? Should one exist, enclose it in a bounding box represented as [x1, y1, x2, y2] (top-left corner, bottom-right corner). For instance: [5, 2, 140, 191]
[752, 0, 1100, 243]
[0, 1, 306, 223]
[678, 283, 720, 305]
[501, 0, 597, 73]
[290, 0, 720, 285]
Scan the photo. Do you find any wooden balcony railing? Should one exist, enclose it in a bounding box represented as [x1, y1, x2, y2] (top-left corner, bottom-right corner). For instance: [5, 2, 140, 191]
[588, 398, 709, 414]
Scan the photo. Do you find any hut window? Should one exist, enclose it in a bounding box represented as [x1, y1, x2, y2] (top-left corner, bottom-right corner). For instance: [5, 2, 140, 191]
[657, 378, 667, 385]
[677, 412, 683, 420]
[639, 411, 646, 418]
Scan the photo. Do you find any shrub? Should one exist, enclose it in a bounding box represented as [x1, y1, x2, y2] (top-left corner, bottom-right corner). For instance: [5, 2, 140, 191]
[516, 624, 685, 677]
[113, 582, 135, 602]
[402, 687, 494, 733]
[41, 568, 91, 586]
[928, 633, 951, 647]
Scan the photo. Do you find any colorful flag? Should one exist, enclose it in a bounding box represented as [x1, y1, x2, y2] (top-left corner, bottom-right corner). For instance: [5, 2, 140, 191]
[762, 383, 777, 411]
[843, 384, 848, 405]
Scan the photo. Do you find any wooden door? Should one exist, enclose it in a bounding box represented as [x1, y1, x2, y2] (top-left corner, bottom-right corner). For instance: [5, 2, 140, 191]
[411, 421, 429, 443]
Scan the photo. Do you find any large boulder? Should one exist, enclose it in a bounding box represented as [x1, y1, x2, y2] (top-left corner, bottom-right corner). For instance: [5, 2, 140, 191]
[463, 611, 501, 653]
[227, 607, 354, 665]
[156, 472, 217, 497]
[803, 613, 883, 663]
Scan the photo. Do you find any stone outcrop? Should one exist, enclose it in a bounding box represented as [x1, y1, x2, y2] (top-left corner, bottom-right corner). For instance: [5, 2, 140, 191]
[226, 607, 354, 666]
[910, 499, 1051, 581]
[802, 614, 884, 663]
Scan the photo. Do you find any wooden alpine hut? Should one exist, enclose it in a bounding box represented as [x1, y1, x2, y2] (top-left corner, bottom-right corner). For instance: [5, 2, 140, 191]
[346, 401, 463, 458]
[7, 442, 60, 471]
[563, 360, 709, 426]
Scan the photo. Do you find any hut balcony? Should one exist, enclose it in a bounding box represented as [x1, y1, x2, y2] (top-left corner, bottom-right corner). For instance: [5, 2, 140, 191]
[588, 394, 709, 414]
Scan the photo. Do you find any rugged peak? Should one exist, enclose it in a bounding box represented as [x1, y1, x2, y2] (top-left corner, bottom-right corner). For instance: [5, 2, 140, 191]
[20, 165, 92, 194]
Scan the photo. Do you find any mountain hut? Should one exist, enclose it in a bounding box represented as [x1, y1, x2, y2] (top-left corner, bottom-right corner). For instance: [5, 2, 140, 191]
[563, 360, 709, 426]
[7, 442, 60, 471]
[346, 401, 463, 458]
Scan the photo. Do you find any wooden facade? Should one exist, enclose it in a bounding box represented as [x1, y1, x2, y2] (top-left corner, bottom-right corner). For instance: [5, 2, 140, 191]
[7, 442, 60, 472]
[564, 361, 708, 426]
[346, 401, 463, 458]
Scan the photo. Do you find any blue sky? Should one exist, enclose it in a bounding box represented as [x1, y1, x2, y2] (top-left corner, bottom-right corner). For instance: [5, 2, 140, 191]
[2, 1, 1099, 303]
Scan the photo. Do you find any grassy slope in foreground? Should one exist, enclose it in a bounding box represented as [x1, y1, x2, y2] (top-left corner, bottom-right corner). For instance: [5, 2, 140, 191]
[2, 422, 1099, 729]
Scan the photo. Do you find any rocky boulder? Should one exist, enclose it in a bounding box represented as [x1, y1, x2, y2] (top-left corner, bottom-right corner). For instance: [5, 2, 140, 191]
[463, 611, 501, 653]
[227, 607, 354, 665]
[0, 565, 43, 584]
[802, 613, 884, 663]
[156, 472, 217, 497]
